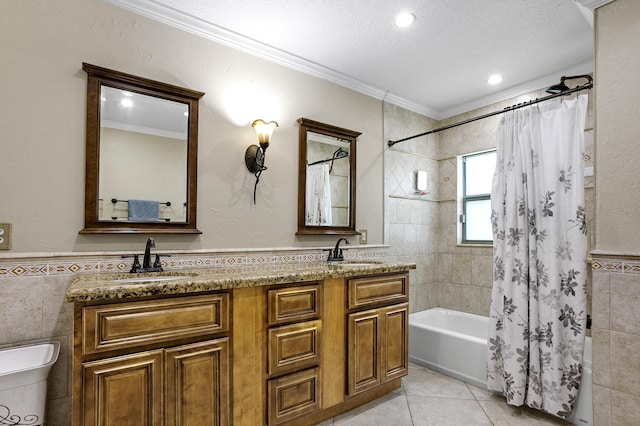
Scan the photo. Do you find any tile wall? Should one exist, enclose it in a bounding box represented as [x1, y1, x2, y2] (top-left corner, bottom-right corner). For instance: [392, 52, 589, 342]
[591, 254, 640, 425]
[383, 103, 440, 313]
[385, 88, 594, 318]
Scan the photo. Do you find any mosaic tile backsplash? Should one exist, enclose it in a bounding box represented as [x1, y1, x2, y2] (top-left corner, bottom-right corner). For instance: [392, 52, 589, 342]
[0, 246, 390, 278]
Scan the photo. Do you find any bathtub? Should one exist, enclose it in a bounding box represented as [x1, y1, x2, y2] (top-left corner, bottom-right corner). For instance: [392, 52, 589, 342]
[409, 308, 489, 388]
[408, 308, 592, 426]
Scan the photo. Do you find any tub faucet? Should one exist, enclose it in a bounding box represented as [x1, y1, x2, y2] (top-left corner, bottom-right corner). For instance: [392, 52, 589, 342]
[327, 237, 350, 261]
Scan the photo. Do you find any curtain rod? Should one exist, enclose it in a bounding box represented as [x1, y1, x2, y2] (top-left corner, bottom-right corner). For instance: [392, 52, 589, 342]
[308, 155, 349, 166]
[387, 82, 593, 147]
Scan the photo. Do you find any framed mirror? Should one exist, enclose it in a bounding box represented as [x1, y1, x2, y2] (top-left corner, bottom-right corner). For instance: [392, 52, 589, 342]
[80, 63, 204, 234]
[297, 118, 361, 235]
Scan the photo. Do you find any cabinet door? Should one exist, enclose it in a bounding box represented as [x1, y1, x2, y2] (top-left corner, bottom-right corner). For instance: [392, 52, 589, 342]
[165, 338, 230, 426]
[380, 303, 409, 382]
[82, 350, 163, 426]
[347, 309, 381, 395]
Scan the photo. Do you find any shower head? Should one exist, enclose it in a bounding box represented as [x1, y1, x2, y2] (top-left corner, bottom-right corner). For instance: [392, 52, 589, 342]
[546, 81, 571, 94]
[546, 74, 593, 95]
[333, 147, 349, 159]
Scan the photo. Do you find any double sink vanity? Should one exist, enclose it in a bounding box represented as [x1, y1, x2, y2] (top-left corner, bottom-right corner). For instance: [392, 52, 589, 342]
[70, 63, 414, 425]
[65, 259, 415, 425]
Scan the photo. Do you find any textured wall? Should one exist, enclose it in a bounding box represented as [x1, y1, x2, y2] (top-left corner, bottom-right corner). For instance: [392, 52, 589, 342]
[0, 0, 383, 253]
[594, 0, 640, 251]
[590, 0, 640, 424]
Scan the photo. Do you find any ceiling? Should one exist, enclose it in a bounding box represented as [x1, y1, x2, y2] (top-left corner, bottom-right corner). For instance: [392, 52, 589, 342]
[106, 0, 596, 120]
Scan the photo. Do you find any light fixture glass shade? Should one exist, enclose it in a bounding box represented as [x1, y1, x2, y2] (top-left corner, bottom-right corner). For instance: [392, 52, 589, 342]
[252, 119, 279, 145]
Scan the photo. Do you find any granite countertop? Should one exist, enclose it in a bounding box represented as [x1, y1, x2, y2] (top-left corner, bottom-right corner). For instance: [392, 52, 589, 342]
[65, 260, 416, 303]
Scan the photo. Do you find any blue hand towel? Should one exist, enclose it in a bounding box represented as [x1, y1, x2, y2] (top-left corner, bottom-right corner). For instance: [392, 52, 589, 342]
[128, 199, 159, 221]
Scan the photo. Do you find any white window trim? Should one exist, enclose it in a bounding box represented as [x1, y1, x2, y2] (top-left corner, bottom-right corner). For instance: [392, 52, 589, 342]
[457, 148, 496, 246]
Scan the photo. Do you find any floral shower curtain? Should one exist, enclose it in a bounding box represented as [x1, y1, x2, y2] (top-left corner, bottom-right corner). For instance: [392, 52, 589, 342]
[487, 94, 589, 418]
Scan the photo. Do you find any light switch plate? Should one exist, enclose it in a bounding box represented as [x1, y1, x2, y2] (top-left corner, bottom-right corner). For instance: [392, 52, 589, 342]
[358, 229, 368, 244]
[0, 223, 11, 250]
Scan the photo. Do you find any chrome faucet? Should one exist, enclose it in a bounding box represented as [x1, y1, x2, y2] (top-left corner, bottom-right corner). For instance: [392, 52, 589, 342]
[327, 237, 350, 261]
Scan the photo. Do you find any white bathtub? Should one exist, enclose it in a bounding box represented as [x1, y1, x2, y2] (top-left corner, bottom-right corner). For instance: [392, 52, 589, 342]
[408, 308, 592, 426]
[409, 308, 489, 388]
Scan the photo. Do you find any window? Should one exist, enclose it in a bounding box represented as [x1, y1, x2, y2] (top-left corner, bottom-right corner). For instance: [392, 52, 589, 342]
[459, 150, 496, 244]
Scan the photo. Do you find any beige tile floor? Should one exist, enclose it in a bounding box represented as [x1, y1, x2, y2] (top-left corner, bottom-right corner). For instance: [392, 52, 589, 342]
[319, 363, 571, 425]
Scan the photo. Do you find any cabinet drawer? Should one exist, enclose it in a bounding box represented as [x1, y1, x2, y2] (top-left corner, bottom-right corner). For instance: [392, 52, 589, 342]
[82, 293, 229, 355]
[268, 284, 321, 325]
[268, 320, 321, 376]
[267, 367, 321, 425]
[347, 274, 408, 310]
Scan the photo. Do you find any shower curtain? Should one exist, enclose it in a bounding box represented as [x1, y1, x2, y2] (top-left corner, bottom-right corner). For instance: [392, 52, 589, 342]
[487, 94, 589, 418]
[305, 163, 332, 225]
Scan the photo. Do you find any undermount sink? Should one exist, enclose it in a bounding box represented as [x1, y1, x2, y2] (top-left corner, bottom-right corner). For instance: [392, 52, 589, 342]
[113, 274, 195, 284]
[333, 261, 384, 267]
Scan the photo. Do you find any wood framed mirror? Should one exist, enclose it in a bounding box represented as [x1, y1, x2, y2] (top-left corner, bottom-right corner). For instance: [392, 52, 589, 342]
[297, 118, 361, 235]
[80, 63, 204, 234]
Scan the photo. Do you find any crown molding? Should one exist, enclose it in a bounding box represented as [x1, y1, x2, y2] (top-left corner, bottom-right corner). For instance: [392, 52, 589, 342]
[574, 0, 615, 10]
[103, 1, 391, 99]
[103, 0, 595, 121]
[103, 0, 440, 118]
[437, 61, 593, 120]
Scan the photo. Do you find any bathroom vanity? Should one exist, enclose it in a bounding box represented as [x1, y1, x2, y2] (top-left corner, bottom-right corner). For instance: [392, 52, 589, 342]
[65, 261, 414, 425]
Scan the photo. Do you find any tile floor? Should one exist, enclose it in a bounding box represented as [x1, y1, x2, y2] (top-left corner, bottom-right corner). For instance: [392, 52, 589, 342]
[320, 363, 571, 425]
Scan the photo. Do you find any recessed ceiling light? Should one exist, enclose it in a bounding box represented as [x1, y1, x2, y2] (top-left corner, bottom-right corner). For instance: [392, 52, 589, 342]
[487, 74, 503, 85]
[395, 12, 416, 28]
[120, 98, 133, 107]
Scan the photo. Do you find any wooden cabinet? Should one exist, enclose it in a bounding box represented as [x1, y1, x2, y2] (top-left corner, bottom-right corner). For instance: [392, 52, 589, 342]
[346, 274, 409, 397]
[73, 270, 411, 426]
[380, 304, 410, 383]
[266, 284, 322, 425]
[347, 273, 408, 310]
[267, 284, 321, 325]
[268, 320, 321, 376]
[80, 294, 228, 355]
[73, 293, 231, 426]
[165, 339, 230, 426]
[81, 350, 163, 426]
[267, 367, 321, 425]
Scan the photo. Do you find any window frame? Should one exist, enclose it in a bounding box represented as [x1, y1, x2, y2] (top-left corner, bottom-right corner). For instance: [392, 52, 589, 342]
[458, 149, 496, 245]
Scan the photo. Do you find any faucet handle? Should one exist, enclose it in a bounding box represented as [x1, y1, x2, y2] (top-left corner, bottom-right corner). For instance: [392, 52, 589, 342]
[122, 254, 142, 273]
[324, 249, 333, 261]
[153, 253, 171, 269]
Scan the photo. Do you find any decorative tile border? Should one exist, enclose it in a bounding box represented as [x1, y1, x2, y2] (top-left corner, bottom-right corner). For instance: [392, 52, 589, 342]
[592, 254, 640, 275]
[0, 246, 389, 278]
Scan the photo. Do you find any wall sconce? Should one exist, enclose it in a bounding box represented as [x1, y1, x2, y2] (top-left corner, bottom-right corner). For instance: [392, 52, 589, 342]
[245, 119, 278, 203]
